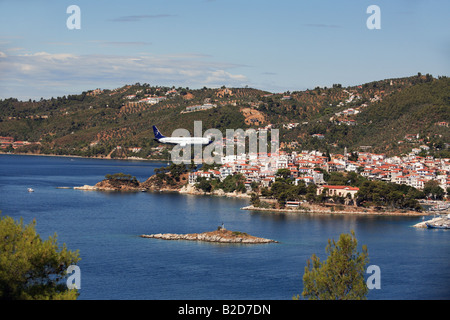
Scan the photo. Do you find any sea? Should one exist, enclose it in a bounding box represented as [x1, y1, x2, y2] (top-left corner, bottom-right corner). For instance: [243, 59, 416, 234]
[0, 154, 449, 300]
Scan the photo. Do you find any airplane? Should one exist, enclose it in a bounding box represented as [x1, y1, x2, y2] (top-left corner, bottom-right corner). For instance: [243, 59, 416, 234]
[152, 125, 213, 147]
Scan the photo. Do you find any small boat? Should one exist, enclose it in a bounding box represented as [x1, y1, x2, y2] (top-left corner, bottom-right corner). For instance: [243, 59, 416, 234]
[28, 188, 34, 192]
[425, 222, 450, 229]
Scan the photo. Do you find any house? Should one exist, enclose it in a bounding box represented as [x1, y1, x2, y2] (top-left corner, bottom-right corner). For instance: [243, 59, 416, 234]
[139, 96, 166, 104]
[185, 103, 217, 112]
[13, 141, 30, 149]
[188, 171, 202, 184]
[219, 165, 233, 180]
[188, 171, 212, 184]
[317, 185, 360, 199]
[295, 176, 314, 186]
[261, 176, 275, 188]
[325, 161, 340, 172]
[165, 89, 178, 96]
[312, 170, 325, 185]
[286, 201, 301, 208]
[0, 136, 14, 149]
[276, 158, 288, 169]
[128, 147, 142, 153]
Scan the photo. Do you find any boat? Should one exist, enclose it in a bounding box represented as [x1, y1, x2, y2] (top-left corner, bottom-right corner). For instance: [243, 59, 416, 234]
[425, 222, 450, 229]
[28, 188, 34, 192]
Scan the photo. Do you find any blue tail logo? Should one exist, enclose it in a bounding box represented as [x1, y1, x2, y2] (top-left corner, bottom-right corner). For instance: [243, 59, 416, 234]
[153, 125, 165, 140]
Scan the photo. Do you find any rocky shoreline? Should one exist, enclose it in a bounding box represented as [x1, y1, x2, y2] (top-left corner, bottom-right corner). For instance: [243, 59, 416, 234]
[178, 184, 251, 198]
[140, 229, 277, 244]
[73, 179, 251, 198]
[242, 204, 429, 216]
[74, 177, 432, 217]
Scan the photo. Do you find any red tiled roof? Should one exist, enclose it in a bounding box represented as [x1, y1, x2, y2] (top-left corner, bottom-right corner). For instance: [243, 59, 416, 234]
[322, 185, 359, 191]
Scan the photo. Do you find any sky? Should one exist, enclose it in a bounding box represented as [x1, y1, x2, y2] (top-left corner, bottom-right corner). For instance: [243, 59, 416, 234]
[0, 0, 449, 100]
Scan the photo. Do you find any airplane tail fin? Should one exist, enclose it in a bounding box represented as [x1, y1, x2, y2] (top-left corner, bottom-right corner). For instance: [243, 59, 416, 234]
[152, 125, 165, 139]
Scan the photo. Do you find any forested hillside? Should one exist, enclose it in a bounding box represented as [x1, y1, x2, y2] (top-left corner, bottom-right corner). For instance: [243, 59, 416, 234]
[0, 74, 448, 159]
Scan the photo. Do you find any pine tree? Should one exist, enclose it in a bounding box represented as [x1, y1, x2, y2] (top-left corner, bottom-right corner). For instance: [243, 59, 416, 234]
[296, 230, 369, 300]
[0, 215, 80, 300]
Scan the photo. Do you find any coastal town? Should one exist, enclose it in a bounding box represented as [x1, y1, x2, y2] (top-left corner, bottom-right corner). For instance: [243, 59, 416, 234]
[70, 140, 450, 220]
[188, 147, 450, 201]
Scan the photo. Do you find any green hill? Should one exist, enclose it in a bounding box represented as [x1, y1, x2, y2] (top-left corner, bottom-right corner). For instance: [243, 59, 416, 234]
[0, 74, 448, 159]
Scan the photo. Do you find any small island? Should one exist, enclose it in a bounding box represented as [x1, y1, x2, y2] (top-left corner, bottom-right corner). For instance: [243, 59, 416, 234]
[140, 226, 277, 244]
[74, 171, 189, 192]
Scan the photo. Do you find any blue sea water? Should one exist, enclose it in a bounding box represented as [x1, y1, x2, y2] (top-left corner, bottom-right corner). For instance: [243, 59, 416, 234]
[0, 154, 449, 300]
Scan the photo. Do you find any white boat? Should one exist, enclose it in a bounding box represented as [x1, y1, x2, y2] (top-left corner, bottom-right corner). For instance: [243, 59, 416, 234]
[28, 188, 34, 192]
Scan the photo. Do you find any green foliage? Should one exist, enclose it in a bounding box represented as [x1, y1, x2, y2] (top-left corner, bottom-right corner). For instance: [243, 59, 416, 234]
[218, 174, 246, 193]
[423, 180, 444, 200]
[352, 77, 450, 154]
[266, 179, 318, 207]
[0, 215, 80, 300]
[250, 193, 261, 207]
[192, 173, 248, 194]
[168, 163, 188, 182]
[153, 164, 188, 186]
[195, 177, 213, 193]
[356, 180, 422, 210]
[297, 230, 369, 300]
[275, 168, 292, 180]
[200, 162, 221, 172]
[326, 172, 349, 185]
[231, 231, 249, 236]
[326, 171, 366, 187]
[105, 172, 137, 182]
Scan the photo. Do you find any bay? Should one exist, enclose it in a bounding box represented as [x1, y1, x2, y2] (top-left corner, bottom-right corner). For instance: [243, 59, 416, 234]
[0, 154, 448, 300]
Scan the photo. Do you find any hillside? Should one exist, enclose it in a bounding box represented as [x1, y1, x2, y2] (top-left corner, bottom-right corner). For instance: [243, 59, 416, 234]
[0, 74, 448, 159]
[281, 75, 449, 156]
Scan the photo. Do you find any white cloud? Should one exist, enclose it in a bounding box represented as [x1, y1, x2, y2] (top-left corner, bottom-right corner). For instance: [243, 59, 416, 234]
[205, 70, 247, 86]
[0, 51, 248, 100]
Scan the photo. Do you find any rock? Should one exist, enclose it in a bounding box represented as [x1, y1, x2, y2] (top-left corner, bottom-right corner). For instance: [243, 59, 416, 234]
[140, 229, 277, 244]
[212, 189, 226, 196]
[74, 185, 98, 190]
[178, 184, 201, 194]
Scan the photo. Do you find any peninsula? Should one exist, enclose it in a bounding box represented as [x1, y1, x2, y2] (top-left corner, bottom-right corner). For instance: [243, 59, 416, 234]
[74, 168, 438, 217]
[140, 228, 277, 244]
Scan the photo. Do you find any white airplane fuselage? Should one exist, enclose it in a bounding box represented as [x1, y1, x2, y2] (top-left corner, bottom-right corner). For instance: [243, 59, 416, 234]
[152, 125, 212, 147]
[155, 136, 212, 147]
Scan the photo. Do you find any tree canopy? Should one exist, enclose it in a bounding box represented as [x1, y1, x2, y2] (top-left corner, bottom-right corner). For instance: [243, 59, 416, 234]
[423, 180, 444, 200]
[297, 230, 369, 300]
[0, 215, 80, 300]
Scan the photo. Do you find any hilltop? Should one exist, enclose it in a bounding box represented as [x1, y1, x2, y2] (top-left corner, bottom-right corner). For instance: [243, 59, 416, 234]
[0, 74, 448, 159]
